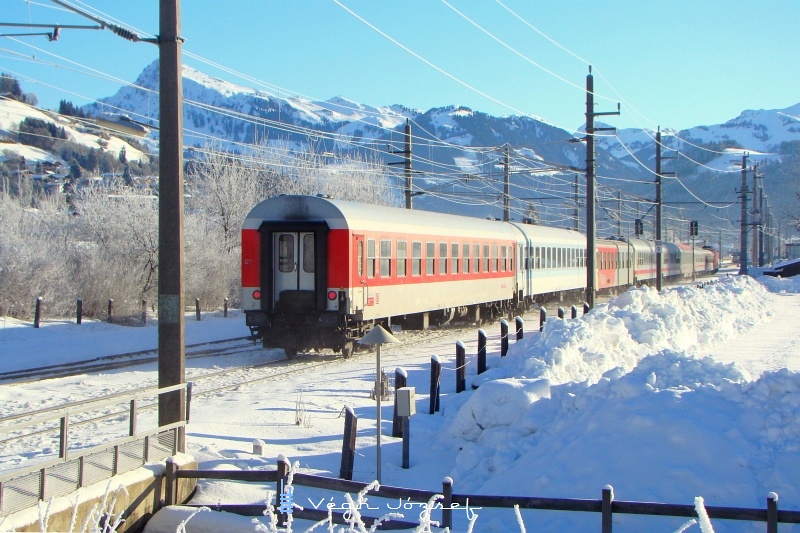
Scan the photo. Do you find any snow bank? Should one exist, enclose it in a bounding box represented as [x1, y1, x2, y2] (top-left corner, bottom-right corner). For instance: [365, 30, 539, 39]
[444, 276, 800, 517]
[757, 273, 800, 294]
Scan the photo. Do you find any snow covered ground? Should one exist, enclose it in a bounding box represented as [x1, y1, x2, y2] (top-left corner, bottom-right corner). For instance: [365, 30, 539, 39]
[2, 272, 800, 532]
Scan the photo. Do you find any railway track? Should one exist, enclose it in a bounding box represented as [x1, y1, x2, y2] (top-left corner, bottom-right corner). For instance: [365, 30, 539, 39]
[0, 336, 256, 384]
[0, 285, 655, 394]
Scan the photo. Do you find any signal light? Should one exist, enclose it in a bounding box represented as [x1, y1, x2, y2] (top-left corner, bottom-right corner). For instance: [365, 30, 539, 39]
[328, 291, 337, 300]
[252, 290, 261, 300]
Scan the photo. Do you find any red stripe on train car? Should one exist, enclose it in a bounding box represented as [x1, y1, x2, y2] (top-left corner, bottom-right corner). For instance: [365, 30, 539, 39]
[241, 229, 260, 287]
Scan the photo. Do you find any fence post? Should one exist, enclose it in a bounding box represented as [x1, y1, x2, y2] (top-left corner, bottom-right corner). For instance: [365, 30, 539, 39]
[515, 316, 524, 340]
[602, 485, 613, 533]
[76, 298, 83, 325]
[107, 299, 113, 323]
[186, 382, 193, 423]
[276, 454, 290, 526]
[767, 492, 778, 533]
[33, 297, 42, 328]
[539, 307, 546, 332]
[557, 306, 565, 319]
[583, 301, 590, 315]
[224, 297, 229, 318]
[442, 477, 453, 530]
[195, 298, 201, 321]
[129, 399, 137, 436]
[339, 407, 357, 480]
[571, 305, 578, 319]
[429, 356, 441, 414]
[59, 414, 69, 460]
[477, 329, 487, 374]
[40, 467, 47, 502]
[393, 368, 408, 437]
[500, 319, 509, 357]
[164, 457, 178, 506]
[456, 341, 466, 393]
[141, 299, 147, 325]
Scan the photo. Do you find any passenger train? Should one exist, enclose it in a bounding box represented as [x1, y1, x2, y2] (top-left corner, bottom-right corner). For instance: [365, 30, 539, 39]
[242, 195, 718, 359]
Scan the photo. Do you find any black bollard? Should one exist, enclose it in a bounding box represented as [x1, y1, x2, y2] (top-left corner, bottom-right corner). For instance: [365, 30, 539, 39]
[500, 319, 509, 356]
[429, 356, 441, 414]
[477, 329, 487, 374]
[515, 316, 524, 340]
[571, 305, 578, 319]
[76, 298, 83, 325]
[34, 297, 42, 328]
[539, 307, 546, 331]
[456, 341, 466, 393]
[339, 407, 357, 480]
[392, 368, 407, 437]
[557, 306, 565, 319]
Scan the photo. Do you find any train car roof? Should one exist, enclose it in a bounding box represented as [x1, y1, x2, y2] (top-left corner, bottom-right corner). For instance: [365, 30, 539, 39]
[244, 195, 520, 239]
[508, 222, 586, 246]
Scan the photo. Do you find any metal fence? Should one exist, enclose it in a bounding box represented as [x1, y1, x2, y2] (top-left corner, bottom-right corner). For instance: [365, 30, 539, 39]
[170, 457, 800, 532]
[0, 384, 189, 517]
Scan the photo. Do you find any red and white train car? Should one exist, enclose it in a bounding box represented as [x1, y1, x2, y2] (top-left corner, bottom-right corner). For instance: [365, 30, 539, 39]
[242, 195, 520, 358]
[242, 195, 719, 359]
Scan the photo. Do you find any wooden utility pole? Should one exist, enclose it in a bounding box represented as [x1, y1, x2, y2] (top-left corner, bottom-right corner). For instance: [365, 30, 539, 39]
[158, 0, 186, 451]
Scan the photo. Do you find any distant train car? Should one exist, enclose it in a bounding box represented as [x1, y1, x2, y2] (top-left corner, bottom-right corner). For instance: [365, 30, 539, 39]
[242, 195, 718, 359]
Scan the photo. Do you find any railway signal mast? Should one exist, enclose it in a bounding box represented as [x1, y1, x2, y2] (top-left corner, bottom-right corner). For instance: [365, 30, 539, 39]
[655, 127, 677, 291]
[584, 66, 619, 309]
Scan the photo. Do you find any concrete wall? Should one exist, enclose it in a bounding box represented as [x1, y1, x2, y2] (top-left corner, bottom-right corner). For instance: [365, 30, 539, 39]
[5, 454, 197, 533]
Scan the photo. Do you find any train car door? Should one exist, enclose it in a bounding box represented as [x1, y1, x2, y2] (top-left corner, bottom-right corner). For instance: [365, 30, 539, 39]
[352, 234, 366, 311]
[273, 232, 316, 308]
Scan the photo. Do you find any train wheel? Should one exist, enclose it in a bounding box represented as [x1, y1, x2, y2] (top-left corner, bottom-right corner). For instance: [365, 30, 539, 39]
[284, 346, 298, 360]
[342, 341, 355, 359]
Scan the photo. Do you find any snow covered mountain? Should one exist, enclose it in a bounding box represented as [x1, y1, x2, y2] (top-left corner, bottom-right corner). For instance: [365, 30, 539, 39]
[3, 58, 798, 236]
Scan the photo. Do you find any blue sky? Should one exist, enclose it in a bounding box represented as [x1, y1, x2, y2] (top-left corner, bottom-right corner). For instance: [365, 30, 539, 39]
[2, 0, 799, 132]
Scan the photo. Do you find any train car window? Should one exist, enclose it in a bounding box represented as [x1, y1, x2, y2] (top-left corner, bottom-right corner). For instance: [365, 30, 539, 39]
[473, 244, 480, 273]
[397, 240, 407, 277]
[500, 246, 507, 271]
[491, 244, 498, 272]
[367, 239, 376, 278]
[357, 241, 364, 276]
[278, 234, 294, 273]
[483, 244, 490, 272]
[303, 234, 315, 273]
[426, 242, 435, 275]
[439, 243, 448, 275]
[463, 244, 470, 274]
[451, 243, 459, 274]
[380, 239, 391, 277]
[412, 241, 422, 276]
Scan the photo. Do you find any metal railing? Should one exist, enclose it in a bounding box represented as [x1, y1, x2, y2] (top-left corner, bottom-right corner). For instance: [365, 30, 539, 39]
[0, 384, 190, 516]
[170, 457, 800, 532]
